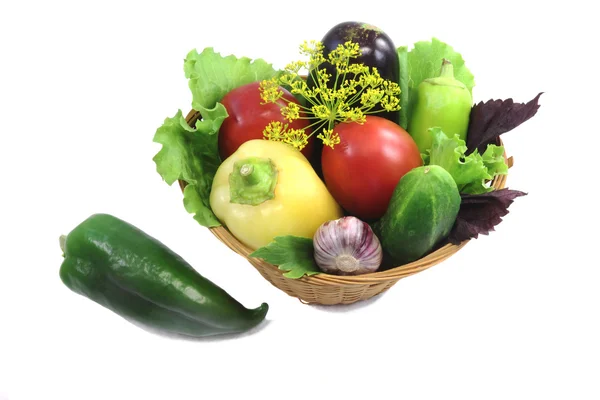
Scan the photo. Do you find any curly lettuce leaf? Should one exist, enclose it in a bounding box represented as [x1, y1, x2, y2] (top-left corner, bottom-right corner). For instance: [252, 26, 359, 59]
[460, 145, 509, 194]
[184, 47, 279, 112]
[250, 236, 320, 279]
[426, 128, 507, 195]
[449, 189, 527, 244]
[481, 144, 509, 177]
[152, 110, 223, 227]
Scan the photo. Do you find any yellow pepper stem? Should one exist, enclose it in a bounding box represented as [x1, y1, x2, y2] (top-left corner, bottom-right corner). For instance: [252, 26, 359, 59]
[229, 157, 278, 206]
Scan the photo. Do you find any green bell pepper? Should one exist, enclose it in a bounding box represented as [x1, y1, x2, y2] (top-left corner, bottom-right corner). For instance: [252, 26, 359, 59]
[59, 213, 268, 338]
[408, 58, 473, 153]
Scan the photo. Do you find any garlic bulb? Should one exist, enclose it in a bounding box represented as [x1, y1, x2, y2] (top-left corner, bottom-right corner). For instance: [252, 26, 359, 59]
[313, 216, 383, 275]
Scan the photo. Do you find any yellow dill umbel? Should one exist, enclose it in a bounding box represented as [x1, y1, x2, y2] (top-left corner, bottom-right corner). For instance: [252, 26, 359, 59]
[259, 39, 401, 151]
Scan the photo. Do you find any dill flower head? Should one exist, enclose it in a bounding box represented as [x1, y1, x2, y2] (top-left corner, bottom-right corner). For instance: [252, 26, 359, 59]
[259, 40, 401, 150]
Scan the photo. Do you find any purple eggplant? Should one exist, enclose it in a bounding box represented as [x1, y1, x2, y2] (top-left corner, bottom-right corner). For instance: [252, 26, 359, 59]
[310, 21, 400, 125]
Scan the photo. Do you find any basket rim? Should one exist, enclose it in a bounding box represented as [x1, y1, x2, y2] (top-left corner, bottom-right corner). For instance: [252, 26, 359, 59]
[182, 109, 511, 286]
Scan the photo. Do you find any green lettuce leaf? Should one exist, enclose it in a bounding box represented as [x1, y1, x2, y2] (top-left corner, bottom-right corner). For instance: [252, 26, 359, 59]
[152, 110, 223, 227]
[426, 127, 507, 195]
[250, 236, 321, 279]
[184, 47, 279, 112]
[398, 38, 475, 129]
[153, 48, 281, 228]
[460, 144, 508, 194]
[397, 46, 410, 130]
[481, 144, 509, 177]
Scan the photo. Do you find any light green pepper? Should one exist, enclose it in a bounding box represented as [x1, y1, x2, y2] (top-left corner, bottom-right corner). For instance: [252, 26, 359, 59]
[408, 58, 472, 153]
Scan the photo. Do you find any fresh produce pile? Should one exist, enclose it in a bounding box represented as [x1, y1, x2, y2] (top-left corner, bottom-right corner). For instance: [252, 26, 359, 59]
[57, 21, 542, 338]
[153, 21, 541, 278]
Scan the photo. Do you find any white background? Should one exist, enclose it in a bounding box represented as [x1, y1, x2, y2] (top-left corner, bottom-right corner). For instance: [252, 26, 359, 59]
[1, 1, 598, 399]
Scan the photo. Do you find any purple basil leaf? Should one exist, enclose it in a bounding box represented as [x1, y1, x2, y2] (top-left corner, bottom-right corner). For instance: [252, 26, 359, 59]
[449, 188, 527, 244]
[466, 92, 543, 154]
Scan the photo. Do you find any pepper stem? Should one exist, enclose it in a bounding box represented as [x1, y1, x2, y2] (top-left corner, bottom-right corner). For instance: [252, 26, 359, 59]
[439, 58, 454, 79]
[59, 235, 66, 255]
[335, 254, 360, 273]
[229, 157, 278, 206]
[240, 164, 254, 177]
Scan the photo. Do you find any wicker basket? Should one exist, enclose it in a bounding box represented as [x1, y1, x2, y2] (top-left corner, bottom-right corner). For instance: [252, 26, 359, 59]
[182, 109, 513, 305]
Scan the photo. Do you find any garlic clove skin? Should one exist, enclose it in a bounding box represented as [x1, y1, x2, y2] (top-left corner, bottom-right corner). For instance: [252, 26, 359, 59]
[313, 216, 383, 276]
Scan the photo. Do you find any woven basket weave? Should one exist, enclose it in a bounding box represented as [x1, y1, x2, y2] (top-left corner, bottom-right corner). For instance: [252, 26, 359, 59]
[182, 109, 512, 305]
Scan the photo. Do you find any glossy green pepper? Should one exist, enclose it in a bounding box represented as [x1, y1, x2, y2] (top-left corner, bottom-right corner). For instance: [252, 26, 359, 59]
[408, 58, 473, 153]
[59, 213, 268, 338]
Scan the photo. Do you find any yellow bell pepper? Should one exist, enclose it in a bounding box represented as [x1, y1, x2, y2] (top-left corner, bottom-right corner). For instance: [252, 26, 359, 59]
[210, 139, 343, 250]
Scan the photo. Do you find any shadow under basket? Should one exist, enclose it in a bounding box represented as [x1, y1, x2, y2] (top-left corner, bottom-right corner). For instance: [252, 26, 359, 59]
[181, 110, 513, 305]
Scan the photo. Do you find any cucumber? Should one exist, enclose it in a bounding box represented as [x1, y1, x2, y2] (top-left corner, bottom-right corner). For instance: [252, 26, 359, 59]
[375, 165, 461, 265]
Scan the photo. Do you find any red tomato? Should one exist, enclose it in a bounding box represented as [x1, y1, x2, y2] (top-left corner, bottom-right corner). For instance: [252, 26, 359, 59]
[218, 81, 314, 160]
[321, 116, 422, 220]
